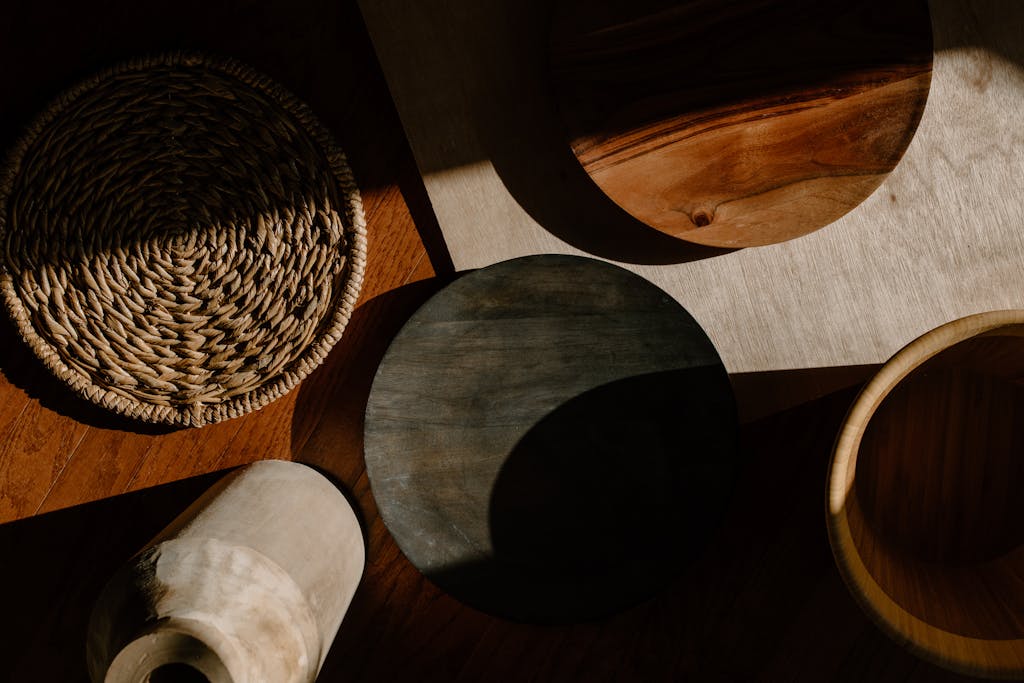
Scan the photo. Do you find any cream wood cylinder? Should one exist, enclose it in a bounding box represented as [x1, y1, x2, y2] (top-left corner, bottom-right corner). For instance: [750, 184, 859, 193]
[87, 460, 365, 683]
[828, 310, 1024, 679]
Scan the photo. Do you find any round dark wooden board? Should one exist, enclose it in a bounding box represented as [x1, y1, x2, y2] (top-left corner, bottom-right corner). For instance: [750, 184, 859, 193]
[364, 255, 739, 622]
[548, 0, 933, 248]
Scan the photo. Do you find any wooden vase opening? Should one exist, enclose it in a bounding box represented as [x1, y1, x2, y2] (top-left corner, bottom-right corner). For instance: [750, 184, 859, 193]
[105, 625, 228, 683]
[829, 311, 1024, 678]
[148, 664, 210, 683]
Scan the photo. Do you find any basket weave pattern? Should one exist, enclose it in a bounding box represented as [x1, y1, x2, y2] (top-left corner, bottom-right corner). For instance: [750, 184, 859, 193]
[0, 55, 367, 426]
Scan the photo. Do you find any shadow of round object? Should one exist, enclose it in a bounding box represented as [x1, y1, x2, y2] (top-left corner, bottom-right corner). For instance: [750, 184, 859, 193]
[828, 310, 1024, 678]
[364, 255, 739, 622]
[548, 0, 933, 247]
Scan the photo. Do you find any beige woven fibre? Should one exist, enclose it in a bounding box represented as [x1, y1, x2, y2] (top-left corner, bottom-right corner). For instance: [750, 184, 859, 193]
[0, 54, 367, 427]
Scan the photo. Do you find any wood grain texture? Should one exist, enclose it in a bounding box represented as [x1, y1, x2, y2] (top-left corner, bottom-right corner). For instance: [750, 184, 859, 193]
[829, 311, 1024, 678]
[363, 255, 739, 622]
[0, 0, 1004, 680]
[549, 0, 933, 247]
[360, 0, 1024, 376]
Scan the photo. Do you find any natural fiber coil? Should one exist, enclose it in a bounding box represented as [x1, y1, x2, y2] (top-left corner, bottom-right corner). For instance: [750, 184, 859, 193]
[0, 54, 367, 427]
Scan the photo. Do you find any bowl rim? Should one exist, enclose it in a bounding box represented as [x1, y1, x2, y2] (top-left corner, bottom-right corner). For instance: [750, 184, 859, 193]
[827, 309, 1024, 679]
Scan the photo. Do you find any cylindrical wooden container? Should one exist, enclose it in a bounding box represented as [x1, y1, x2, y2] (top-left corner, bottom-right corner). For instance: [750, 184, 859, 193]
[87, 460, 365, 683]
[828, 310, 1024, 679]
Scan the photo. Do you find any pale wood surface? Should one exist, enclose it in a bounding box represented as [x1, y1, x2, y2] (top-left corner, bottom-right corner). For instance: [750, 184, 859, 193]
[360, 0, 1024, 375]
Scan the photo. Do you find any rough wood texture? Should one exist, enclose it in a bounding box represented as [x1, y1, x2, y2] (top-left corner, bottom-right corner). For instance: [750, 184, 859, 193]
[364, 255, 738, 622]
[360, 0, 1024, 375]
[829, 311, 1024, 679]
[549, 0, 932, 247]
[88, 460, 365, 683]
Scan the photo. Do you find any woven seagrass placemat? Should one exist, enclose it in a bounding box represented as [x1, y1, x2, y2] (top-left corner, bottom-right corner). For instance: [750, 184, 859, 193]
[0, 53, 367, 427]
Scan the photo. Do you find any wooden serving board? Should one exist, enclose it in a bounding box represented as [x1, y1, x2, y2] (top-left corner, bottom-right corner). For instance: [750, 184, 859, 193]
[549, 0, 932, 248]
[358, 0, 1024, 377]
[364, 255, 739, 622]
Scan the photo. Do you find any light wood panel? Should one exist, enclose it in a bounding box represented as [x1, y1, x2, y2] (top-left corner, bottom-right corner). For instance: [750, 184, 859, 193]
[359, 0, 1024, 375]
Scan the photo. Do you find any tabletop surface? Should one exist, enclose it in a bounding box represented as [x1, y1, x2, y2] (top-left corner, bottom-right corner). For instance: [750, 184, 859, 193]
[0, 1, 991, 680]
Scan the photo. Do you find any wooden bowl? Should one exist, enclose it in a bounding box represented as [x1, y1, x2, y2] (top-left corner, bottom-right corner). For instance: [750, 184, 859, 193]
[828, 311, 1024, 678]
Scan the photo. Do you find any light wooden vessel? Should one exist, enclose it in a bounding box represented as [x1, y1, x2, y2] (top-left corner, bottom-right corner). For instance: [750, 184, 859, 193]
[828, 310, 1024, 679]
[87, 460, 365, 683]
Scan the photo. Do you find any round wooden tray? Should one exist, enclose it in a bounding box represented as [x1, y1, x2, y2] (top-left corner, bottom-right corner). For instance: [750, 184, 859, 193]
[364, 254, 739, 622]
[548, 0, 933, 248]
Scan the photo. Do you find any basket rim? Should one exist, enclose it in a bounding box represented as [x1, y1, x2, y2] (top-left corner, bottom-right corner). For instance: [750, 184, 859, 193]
[0, 52, 368, 428]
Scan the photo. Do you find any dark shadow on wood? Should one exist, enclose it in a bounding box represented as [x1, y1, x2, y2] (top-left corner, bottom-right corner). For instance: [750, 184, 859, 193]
[465, 0, 733, 265]
[428, 367, 741, 624]
[546, 0, 933, 141]
[730, 363, 880, 424]
[0, 0, 363, 168]
[0, 470, 227, 683]
[399, 382, 989, 681]
[929, 0, 1024, 66]
[396, 155, 457, 277]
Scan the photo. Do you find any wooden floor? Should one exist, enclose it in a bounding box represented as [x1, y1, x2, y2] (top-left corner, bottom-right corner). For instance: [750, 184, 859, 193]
[0, 1, 991, 681]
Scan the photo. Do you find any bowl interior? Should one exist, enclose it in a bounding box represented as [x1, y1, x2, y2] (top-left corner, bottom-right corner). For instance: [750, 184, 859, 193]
[847, 328, 1024, 640]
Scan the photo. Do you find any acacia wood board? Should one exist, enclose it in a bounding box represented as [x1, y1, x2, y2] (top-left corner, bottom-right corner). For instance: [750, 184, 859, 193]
[358, 0, 1024, 376]
[549, 0, 933, 247]
[363, 255, 739, 622]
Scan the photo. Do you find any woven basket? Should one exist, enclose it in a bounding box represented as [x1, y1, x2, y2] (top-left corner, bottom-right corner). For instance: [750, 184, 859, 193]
[0, 54, 367, 427]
